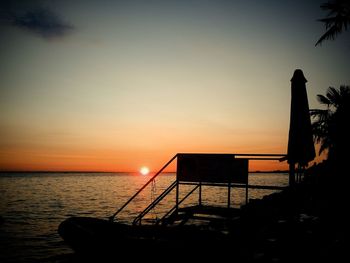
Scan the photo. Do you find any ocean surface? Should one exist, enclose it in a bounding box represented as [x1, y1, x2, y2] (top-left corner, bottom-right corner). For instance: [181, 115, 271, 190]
[0, 172, 288, 262]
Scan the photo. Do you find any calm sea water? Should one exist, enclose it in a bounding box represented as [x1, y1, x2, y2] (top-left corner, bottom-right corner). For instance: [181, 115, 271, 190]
[0, 172, 288, 262]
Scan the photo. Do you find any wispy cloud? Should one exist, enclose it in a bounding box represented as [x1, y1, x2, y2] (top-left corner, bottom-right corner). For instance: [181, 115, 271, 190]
[0, 2, 73, 40]
[12, 8, 73, 39]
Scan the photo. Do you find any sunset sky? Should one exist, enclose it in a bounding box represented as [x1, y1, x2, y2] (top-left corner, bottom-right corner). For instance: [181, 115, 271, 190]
[0, 0, 349, 172]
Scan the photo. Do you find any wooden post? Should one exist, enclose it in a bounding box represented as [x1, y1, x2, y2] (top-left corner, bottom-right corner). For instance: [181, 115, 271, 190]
[246, 159, 249, 204]
[289, 162, 295, 186]
[198, 182, 202, 206]
[175, 181, 179, 214]
[246, 169, 249, 205]
[228, 183, 231, 208]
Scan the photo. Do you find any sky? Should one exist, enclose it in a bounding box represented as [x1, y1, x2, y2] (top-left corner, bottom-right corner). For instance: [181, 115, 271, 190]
[0, 0, 349, 172]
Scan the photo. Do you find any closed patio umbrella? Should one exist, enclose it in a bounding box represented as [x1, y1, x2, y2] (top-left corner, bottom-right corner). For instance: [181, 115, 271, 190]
[287, 69, 315, 185]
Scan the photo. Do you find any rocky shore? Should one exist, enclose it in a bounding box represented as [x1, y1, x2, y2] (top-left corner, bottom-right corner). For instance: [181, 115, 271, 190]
[229, 168, 347, 262]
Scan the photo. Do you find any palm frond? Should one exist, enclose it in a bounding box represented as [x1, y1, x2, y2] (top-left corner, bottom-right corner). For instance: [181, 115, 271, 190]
[318, 16, 340, 28]
[326, 86, 342, 106]
[339, 85, 350, 96]
[312, 85, 350, 158]
[316, 94, 331, 106]
[315, 0, 350, 46]
[315, 22, 344, 45]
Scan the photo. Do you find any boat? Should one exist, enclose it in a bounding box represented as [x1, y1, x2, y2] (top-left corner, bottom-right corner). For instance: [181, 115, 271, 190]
[58, 215, 231, 259]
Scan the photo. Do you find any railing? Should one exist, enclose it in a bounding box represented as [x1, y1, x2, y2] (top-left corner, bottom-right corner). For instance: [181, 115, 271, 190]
[109, 154, 178, 222]
[110, 153, 287, 224]
[157, 184, 200, 225]
[132, 180, 177, 225]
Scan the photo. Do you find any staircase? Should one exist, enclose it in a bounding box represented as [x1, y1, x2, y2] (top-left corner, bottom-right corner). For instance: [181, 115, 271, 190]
[110, 153, 287, 226]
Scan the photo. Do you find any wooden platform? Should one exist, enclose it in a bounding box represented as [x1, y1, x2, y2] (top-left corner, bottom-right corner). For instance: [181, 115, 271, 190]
[161, 205, 242, 226]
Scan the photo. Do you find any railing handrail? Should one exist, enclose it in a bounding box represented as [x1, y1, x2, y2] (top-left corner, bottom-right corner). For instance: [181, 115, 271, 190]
[234, 153, 286, 156]
[177, 153, 286, 157]
[132, 180, 178, 225]
[157, 184, 200, 225]
[109, 154, 178, 222]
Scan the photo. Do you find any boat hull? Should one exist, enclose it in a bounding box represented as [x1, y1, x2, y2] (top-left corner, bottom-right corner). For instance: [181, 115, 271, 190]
[58, 217, 230, 259]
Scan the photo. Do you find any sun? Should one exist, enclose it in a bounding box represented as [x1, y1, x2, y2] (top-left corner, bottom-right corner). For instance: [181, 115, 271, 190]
[140, 166, 150, 175]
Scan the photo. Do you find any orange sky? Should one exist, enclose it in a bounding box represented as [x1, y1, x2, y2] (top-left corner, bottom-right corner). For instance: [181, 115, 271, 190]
[0, 1, 346, 172]
[0, 141, 315, 172]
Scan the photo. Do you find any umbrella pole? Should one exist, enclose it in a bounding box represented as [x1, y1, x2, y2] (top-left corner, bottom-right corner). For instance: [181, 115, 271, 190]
[297, 164, 303, 183]
[289, 162, 295, 186]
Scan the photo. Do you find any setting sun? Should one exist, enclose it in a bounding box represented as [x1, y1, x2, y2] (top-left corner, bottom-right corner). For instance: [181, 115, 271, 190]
[140, 166, 150, 175]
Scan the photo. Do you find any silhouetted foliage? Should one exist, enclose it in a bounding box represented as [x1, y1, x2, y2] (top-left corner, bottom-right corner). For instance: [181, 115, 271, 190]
[310, 86, 350, 177]
[315, 0, 350, 46]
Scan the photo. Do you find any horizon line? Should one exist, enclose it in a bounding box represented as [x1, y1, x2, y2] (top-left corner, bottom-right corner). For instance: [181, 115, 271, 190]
[0, 170, 289, 174]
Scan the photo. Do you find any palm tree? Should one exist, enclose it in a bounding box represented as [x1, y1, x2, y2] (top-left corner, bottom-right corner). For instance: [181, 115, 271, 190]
[310, 86, 350, 167]
[315, 0, 350, 46]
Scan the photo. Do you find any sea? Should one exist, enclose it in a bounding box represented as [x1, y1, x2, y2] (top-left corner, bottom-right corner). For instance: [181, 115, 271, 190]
[0, 172, 288, 263]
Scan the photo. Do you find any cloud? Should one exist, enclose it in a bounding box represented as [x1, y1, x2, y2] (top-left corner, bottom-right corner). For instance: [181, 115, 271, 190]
[12, 8, 73, 39]
[0, 2, 73, 40]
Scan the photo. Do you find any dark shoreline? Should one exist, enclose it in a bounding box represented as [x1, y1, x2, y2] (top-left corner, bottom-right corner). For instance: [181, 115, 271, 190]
[227, 170, 348, 262]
